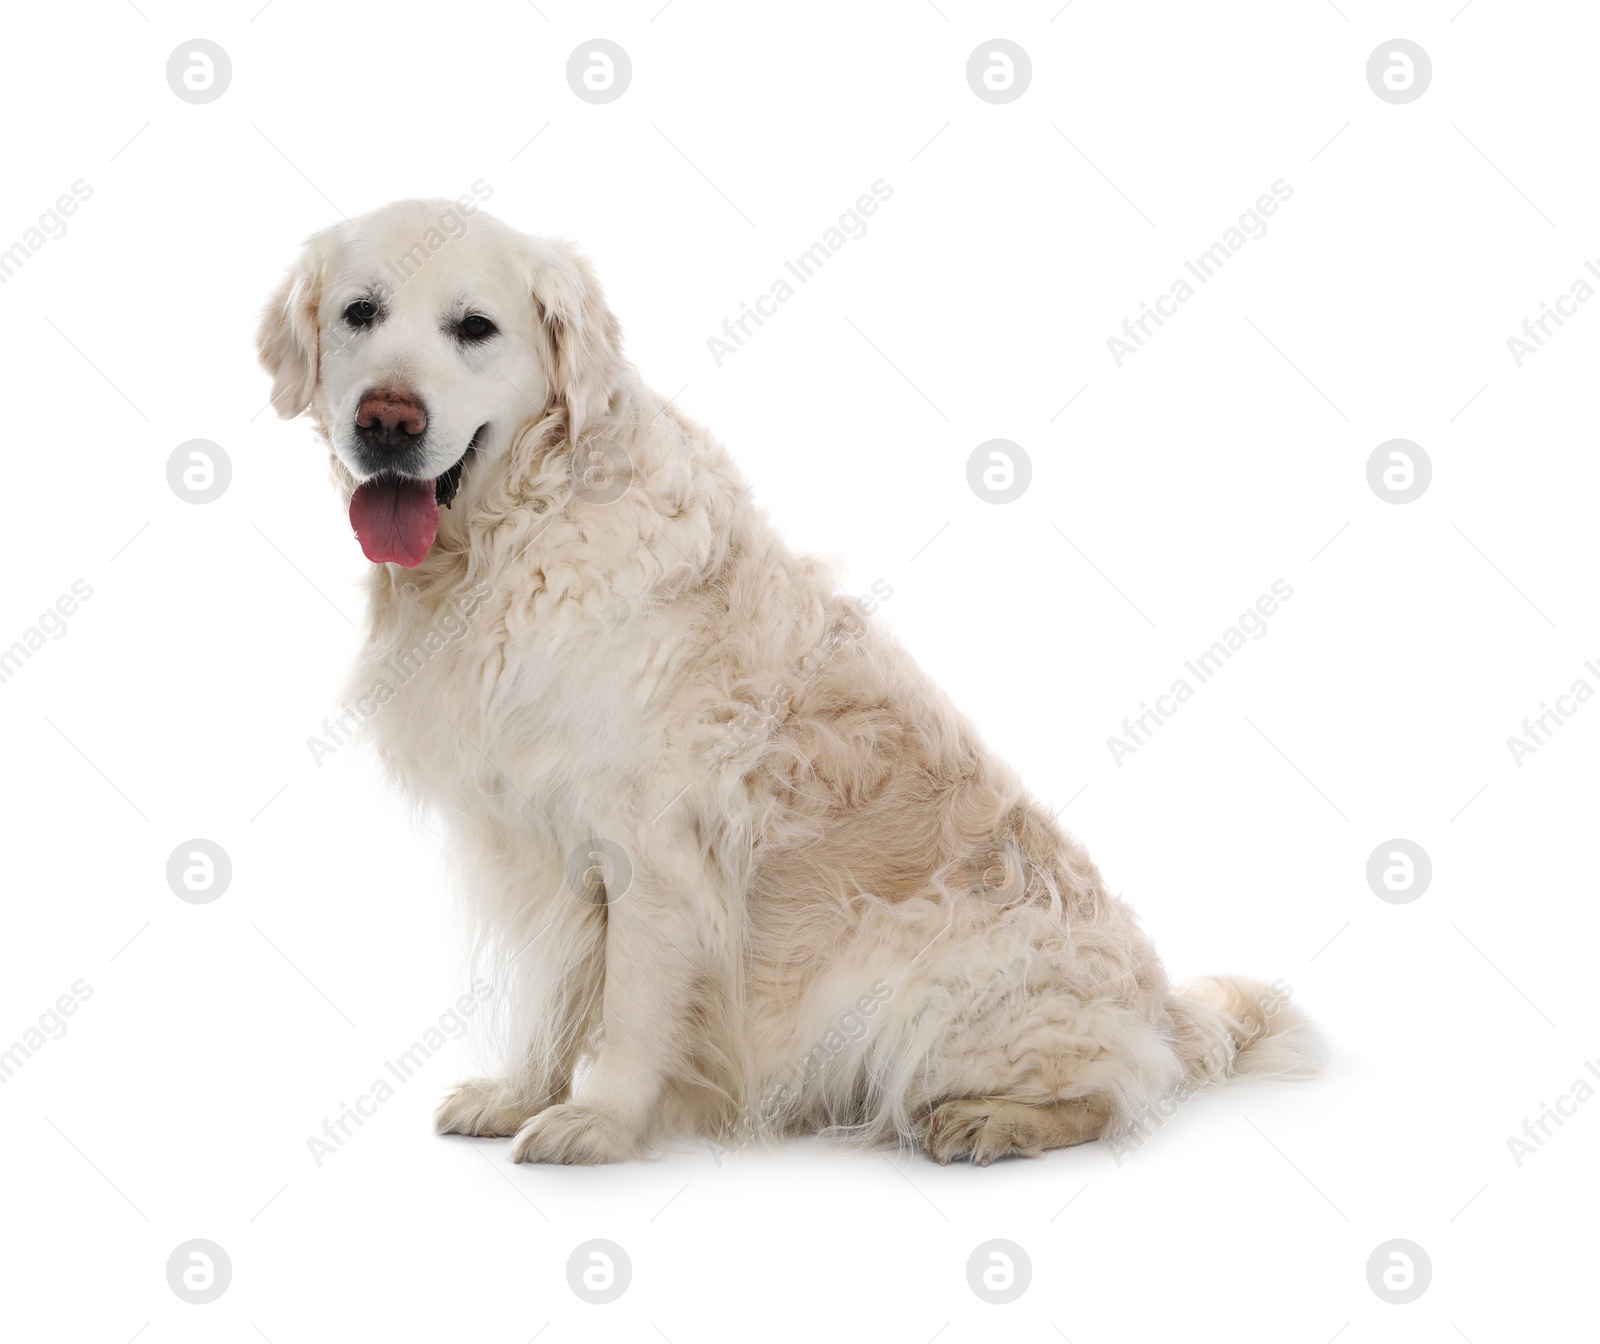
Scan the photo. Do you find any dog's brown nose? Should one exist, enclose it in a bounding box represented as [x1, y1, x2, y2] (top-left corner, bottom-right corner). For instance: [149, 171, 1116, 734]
[355, 389, 427, 449]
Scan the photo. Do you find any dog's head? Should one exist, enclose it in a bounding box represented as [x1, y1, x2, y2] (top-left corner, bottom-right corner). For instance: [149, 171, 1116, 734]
[257, 199, 622, 566]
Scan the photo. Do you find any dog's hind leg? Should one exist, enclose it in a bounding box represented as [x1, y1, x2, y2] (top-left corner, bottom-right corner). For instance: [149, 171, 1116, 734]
[887, 955, 1184, 1164]
[922, 1094, 1113, 1165]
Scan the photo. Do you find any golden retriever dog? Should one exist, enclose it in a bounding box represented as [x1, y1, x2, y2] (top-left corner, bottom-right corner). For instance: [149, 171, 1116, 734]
[257, 199, 1322, 1164]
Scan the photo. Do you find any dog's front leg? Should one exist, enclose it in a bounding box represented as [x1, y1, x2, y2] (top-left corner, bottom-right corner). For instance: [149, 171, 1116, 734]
[509, 825, 736, 1164]
[436, 841, 607, 1138]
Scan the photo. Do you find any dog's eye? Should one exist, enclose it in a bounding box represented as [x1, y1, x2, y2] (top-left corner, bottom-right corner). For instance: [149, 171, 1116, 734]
[457, 314, 497, 343]
[344, 299, 379, 328]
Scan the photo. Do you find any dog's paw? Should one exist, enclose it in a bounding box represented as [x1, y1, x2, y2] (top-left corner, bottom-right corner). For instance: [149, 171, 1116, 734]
[923, 1099, 1050, 1166]
[435, 1077, 549, 1138]
[509, 1102, 643, 1165]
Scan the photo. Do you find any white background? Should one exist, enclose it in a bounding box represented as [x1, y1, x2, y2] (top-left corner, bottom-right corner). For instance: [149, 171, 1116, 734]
[1, 1, 1595, 1340]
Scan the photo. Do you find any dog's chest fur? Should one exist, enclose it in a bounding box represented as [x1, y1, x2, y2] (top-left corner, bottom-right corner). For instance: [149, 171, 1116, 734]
[346, 545, 720, 842]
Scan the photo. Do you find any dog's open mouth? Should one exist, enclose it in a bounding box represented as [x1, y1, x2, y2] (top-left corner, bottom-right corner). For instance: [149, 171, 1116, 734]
[348, 426, 486, 567]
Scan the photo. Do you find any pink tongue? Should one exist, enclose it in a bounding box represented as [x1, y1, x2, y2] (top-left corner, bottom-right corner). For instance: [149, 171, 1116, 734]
[349, 476, 440, 567]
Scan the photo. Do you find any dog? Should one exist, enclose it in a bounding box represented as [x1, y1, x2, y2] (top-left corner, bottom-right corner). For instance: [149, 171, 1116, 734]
[257, 199, 1323, 1164]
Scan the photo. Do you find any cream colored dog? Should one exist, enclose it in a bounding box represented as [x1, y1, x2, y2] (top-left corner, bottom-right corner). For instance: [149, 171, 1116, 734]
[258, 199, 1322, 1165]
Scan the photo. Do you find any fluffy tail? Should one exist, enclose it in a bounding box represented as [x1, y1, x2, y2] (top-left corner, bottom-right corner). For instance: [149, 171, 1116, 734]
[1166, 975, 1326, 1088]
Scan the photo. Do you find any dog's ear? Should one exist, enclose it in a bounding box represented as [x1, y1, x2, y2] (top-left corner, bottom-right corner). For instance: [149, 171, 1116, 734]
[523, 237, 623, 441]
[256, 228, 333, 419]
